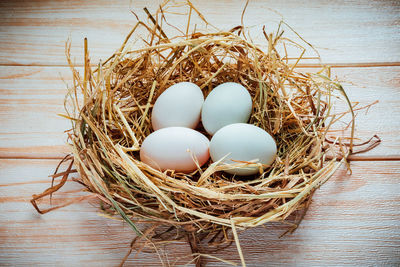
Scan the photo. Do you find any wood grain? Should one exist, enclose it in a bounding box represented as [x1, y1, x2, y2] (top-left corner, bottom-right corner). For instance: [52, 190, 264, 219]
[0, 65, 398, 158]
[0, 159, 399, 266]
[0, 0, 399, 66]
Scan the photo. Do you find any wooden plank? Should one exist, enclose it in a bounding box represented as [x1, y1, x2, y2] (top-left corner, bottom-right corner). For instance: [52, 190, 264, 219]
[0, 66, 72, 158]
[0, 159, 193, 266]
[0, 65, 398, 158]
[0, 159, 399, 266]
[0, 0, 399, 66]
[329, 67, 400, 158]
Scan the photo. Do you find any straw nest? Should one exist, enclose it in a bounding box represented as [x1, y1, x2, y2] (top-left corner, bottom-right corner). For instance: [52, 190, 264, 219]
[31, 1, 368, 264]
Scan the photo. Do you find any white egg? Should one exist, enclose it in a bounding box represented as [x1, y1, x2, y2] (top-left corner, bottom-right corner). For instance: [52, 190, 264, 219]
[151, 82, 204, 130]
[201, 82, 252, 135]
[210, 123, 277, 176]
[140, 127, 210, 173]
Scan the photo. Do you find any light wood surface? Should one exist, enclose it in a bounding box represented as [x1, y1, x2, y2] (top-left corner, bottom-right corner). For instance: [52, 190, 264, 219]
[0, 0, 399, 66]
[1, 159, 399, 266]
[0, 0, 399, 266]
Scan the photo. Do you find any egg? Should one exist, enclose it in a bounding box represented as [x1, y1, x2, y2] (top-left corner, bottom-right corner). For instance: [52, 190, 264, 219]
[201, 82, 252, 135]
[140, 127, 210, 173]
[210, 123, 277, 176]
[151, 82, 204, 131]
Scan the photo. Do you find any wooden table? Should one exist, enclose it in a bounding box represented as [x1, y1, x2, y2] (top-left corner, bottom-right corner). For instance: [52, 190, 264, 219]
[1, 1, 399, 266]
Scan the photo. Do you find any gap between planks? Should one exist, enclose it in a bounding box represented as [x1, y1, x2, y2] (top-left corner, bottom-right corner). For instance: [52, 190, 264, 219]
[0, 62, 400, 68]
[2, 155, 400, 161]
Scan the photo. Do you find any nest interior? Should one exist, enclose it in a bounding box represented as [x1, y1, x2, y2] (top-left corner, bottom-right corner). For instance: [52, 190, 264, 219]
[32, 2, 360, 249]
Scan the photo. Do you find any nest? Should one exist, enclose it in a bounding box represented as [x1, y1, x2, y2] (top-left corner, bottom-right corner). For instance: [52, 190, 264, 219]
[31, 1, 380, 265]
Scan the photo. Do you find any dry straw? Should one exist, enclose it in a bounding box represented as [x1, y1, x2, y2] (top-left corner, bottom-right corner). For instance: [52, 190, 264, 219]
[31, 1, 379, 265]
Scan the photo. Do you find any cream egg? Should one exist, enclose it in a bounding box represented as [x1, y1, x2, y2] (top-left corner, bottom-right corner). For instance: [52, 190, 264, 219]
[210, 123, 277, 176]
[140, 127, 210, 173]
[151, 82, 204, 131]
[201, 82, 252, 135]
